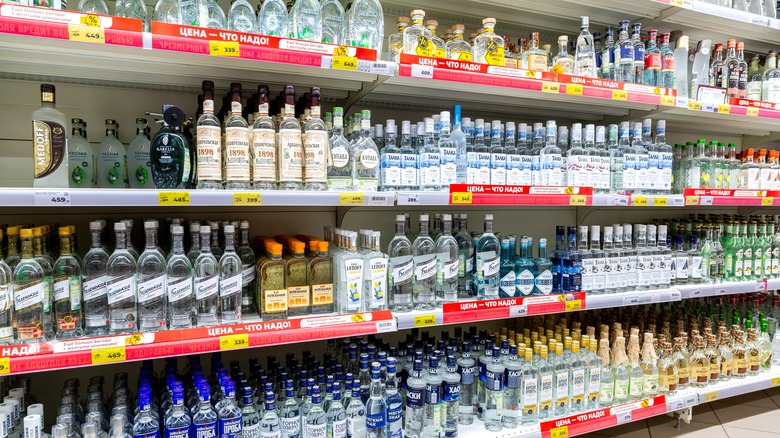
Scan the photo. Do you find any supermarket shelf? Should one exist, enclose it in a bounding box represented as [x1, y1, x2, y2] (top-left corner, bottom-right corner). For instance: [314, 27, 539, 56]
[696, 366, 780, 402]
[677, 279, 769, 299]
[586, 288, 681, 310]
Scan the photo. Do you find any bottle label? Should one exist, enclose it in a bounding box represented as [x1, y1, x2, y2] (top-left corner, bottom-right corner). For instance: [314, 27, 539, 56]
[359, 149, 379, 169]
[540, 155, 563, 186]
[499, 270, 516, 296]
[365, 412, 385, 430]
[588, 367, 601, 403]
[331, 146, 350, 168]
[391, 257, 413, 285]
[304, 130, 328, 182]
[490, 153, 507, 185]
[466, 151, 478, 184]
[599, 381, 614, 404]
[441, 258, 458, 282]
[476, 152, 491, 185]
[197, 125, 222, 180]
[32, 119, 67, 179]
[614, 379, 628, 400]
[484, 43, 504, 66]
[623, 153, 637, 189]
[506, 154, 522, 185]
[219, 274, 242, 297]
[134, 433, 159, 438]
[505, 368, 521, 389]
[279, 129, 303, 182]
[516, 269, 534, 295]
[690, 256, 702, 279]
[287, 286, 310, 309]
[459, 364, 475, 384]
[580, 258, 595, 292]
[420, 152, 441, 185]
[14, 281, 44, 311]
[637, 254, 653, 287]
[168, 277, 193, 303]
[440, 147, 457, 185]
[106, 276, 135, 305]
[629, 375, 643, 397]
[479, 253, 500, 280]
[137, 275, 166, 303]
[527, 54, 548, 71]
[330, 418, 347, 438]
[406, 386, 424, 407]
[539, 374, 553, 412]
[195, 276, 219, 300]
[263, 290, 288, 314]
[260, 431, 281, 438]
[219, 417, 242, 438]
[567, 155, 590, 187]
[534, 270, 553, 294]
[644, 52, 661, 70]
[242, 265, 256, 285]
[225, 127, 251, 182]
[252, 128, 276, 182]
[280, 416, 300, 438]
[369, 258, 388, 307]
[661, 53, 674, 72]
[414, 255, 437, 282]
[311, 284, 334, 305]
[617, 44, 632, 61]
[444, 380, 461, 401]
[766, 78, 780, 102]
[571, 368, 585, 407]
[415, 35, 433, 57]
[643, 374, 658, 394]
[344, 258, 364, 311]
[747, 81, 763, 100]
[166, 426, 189, 438]
[401, 153, 418, 187]
[522, 378, 537, 410]
[83, 275, 107, 302]
[194, 421, 217, 438]
[381, 152, 402, 187]
[53, 278, 70, 302]
[555, 370, 569, 407]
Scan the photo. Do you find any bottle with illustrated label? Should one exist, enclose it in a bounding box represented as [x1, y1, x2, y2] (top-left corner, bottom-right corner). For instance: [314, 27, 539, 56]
[259, 242, 287, 321]
[540, 121, 563, 186]
[438, 111, 457, 187]
[285, 240, 309, 317]
[328, 107, 353, 190]
[32, 84, 69, 188]
[489, 120, 506, 186]
[380, 120, 401, 191]
[194, 225, 219, 327]
[166, 225, 193, 329]
[435, 214, 459, 304]
[425, 20, 445, 58]
[307, 241, 333, 315]
[219, 381, 243, 438]
[278, 85, 304, 190]
[31, 227, 54, 339]
[611, 336, 630, 404]
[304, 386, 327, 438]
[474, 18, 504, 66]
[388, 215, 413, 313]
[351, 110, 380, 191]
[97, 119, 128, 189]
[224, 84, 251, 190]
[475, 215, 500, 300]
[83, 221, 109, 336]
[13, 229, 46, 343]
[338, 232, 364, 314]
[303, 87, 328, 191]
[68, 118, 95, 188]
[237, 221, 256, 315]
[106, 222, 137, 335]
[533, 238, 553, 296]
[403, 10, 433, 57]
[218, 225, 242, 324]
[252, 85, 277, 190]
[137, 221, 166, 332]
[52, 227, 82, 339]
[127, 118, 152, 189]
[196, 80, 223, 190]
[412, 215, 437, 311]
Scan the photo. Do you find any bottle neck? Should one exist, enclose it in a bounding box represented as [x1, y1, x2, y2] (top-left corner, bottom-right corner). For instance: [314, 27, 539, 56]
[200, 233, 211, 252]
[115, 230, 127, 250]
[172, 234, 184, 255]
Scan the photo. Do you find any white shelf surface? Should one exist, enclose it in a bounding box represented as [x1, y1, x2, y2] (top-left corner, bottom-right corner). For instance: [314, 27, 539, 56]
[586, 288, 682, 310]
[677, 279, 769, 299]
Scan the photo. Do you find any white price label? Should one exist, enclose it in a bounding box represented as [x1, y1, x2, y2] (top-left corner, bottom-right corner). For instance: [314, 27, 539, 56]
[375, 320, 396, 333]
[411, 64, 434, 79]
[616, 410, 632, 424]
[399, 193, 420, 205]
[509, 304, 528, 317]
[622, 295, 640, 305]
[320, 55, 333, 69]
[366, 194, 392, 206]
[690, 288, 702, 297]
[756, 280, 767, 291]
[685, 395, 698, 406]
[34, 190, 71, 207]
[702, 103, 715, 112]
[699, 196, 714, 205]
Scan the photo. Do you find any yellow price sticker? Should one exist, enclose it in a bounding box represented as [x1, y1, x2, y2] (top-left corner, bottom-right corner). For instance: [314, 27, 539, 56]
[219, 333, 249, 350]
[771, 377, 780, 387]
[68, 24, 105, 44]
[414, 314, 436, 327]
[762, 197, 774, 206]
[209, 40, 240, 57]
[339, 192, 364, 205]
[747, 107, 760, 117]
[653, 197, 668, 206]
[233, 192, 262, 206]
[633, 196, 649, 206]
[333, 55, 359, 70]
[550, 425, 569, 438]
[717, 104, 731, 114]
[565, 84, 583, 95]
[688, 100, 703, 111]
[686, 196, 700, 205]
[451, 192, 473, 204]
[660, 96, 676, 106]
[565, 299, 582, 312]
[569, 195, 587, 206]
[351, 313, 365, 323]
[542, 82, 560, 94]
[158, 191, 190, 206]
[704, 392, 718, 402]
[91, 346, 126, 365]
[612, 90, 628, 101]
[0, 357, 9, 375]
[669, 0, 685, 6]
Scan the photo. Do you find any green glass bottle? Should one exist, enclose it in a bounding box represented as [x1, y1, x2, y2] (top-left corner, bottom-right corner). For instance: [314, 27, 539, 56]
[723, 222, 737, 281]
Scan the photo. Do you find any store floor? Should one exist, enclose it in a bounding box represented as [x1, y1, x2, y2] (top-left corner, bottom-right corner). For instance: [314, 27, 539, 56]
[580, 387, 780, 438]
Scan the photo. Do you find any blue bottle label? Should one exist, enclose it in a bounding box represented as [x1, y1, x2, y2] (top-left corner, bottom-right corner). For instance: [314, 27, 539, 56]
[193, 422, 217, 438]
[406, 387, 424, 408]
[135, 433, 159, 438]
[425, 383, 441, 404]
[387, 405, 402, 424]
[219, 418, 242, 438]
[634, 45, 644, 62]
[365, 413, 385, 429]
[459, 365, 475, 384]
[443, 381, 460, 401]
[618, 44, 632, 61]
[505, 369, 522, 389]
[166, 426, 190, 438]
[485, 369, 504, 391]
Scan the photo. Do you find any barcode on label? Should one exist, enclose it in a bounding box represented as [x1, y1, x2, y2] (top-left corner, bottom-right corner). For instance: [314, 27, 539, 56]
[376, 321, 396, 333]
[367, 195, 391, 206]
[616, 410, 632, 424]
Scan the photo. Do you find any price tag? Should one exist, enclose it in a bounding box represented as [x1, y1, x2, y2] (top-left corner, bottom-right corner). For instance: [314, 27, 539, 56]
[616, 410, 632, 424]
[660, 95, 676, 106]
[209, 40, 240, 56]
[612, 90, 628, 101]
[569, 195, 587, 206]
[542, 82, 560, 93]
[762, 197, 774, 206]
[509, 304, 528, 317]
[685, 196, 700, 205]
[688, 100, 703, 111]
[704, 392, 718, 402]
[565, 299, 582, 312]
[747, 107, 760, 116]
[653, 197, 668, 206]
[399, 193, 420, 205]
[91, 346, 126, 365]
[717, 104, 731, 114]
[633, 196, 649, 206]
[771, 377, 780, 387]
[451, 192, 473, 204]
[690, 288, 702, 297]
[34, 190, 71, 207]
[219, 333, 249, 350]
[158, 191, 190, 206]
[669, 0, 685, 6]
[565, 84, 583, 95]
[233, 192, 262, 206]
[0, 358, 9, 375]
[68, 24, 105, 44]
[550, 426, 568, 438]
[413, 314, 436, 327]
[332, 55, 359, 71]
[411, 64, 434, 79]
[339, 192, 364, 205]
[700, 196, 714, 205]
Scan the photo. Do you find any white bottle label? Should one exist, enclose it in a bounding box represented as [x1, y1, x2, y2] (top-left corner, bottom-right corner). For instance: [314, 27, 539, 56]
[567, 155, 590, 187]
[369, 258, 388, 307]
[331, 419, 346, 438]
[303, 130, 328, 182]
[14, 282, 44, 310]
[359, 149, 379, 169]
[581, 258, 595, 292]
[419, 152, 441, 185]
[690, 256, 703, 279]
[475, 152, 491, 184]
[279, 129, 303, 182]
[401, 153, 418, 187]
[481, 254, 500, 278]
[242, 266, 256, 284]
[53, 279, 70, 302]
[280, 417, 299, 438]
[443, 259, 458, 280]
[523, 379, 538, 406]
[83, 276, 107, 301]
[106, 276, 136, 305]
[331, 146, 350, 168]
[381, 153, 401, 187]
[440, 147, 457, 186]
[415, 256, 437, 282]
[490, 153, 507, 185]
[539, 374, 553, 404]
[623, 153, 637, 189]
[540, 155, 563, 186]
[344, 258, 364, 311]
[196, 125, 222, 180]
[225, 127, 251, 182]
[220, 275, 242, 297]
[137, 275, 166, 303]
[391, 257, 413, 284]
[506, 154, 523, 185]
[252, 127, 276, 182]
[168, 277, 193, 303]
[303, 423, 325, 438]
[195, 276, 219, 300]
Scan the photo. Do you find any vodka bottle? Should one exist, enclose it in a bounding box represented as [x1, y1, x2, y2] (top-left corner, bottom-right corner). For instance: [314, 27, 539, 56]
[219, 225, 242, 324]
[137, 221, 166, 332]
[364, 363, 386, 438]
[259, 391, 281, 438]
[596, 338, 614, 407]
[380, 120, 401, 191]
[106, 222, 137, 335]
[422, 357, 442, 438]
[498, 238, 515, 298]
[532, 238, 553, 295]
[278, 86, 304, 190]
[399, 121, 418, 190]
[30, 228, 53, 339]
[644, 30, 662, 86]
[236, 221, 256, 315]
[504, 122, 520, 186]
[83, 221, 109, 336]
[540, 121, 563, 186]
[327, 107, 351, 190]
[290, 0, 321, 40]
[127, 119, 152, 189]
[447, 25, 471, 61]
[347, 0, 383, 52]
[568, 341, 587, 413]
[339, 232, 365, 314]
[97, 120, 128, 189]
[0, 231, 11, 344]
[449, 106, 468, 184]
[567, 123, 588, 187]
[440, 355, 459, 436]
[165, 385, 191, 438]
[435, 215, 458, 304]
[474, 19, 504, 65]
[574, 16, 597, 77]
[194, 226, 219, 327]
[78, 0, 109, 16]
[320, 0, 345, 44]
[552, 35, 574, 74]
[133, 391, 159, 438]
[69, 119, 95, 188]
[601, 27, 616, 80]
[454, 214, 474, 298]
[655, 121, 673, 193]
[519, 348, 538, 425]
[303, 88, 328, 191]
[473, 119, 491, 185]
[205, 0, 225, 29]
[305, 386, 327, 438]
[179, 0, 207, 27]
[418, 118, 441, 191]
[351, 110, 380, 191]
[456, 341, 475, 425]
[484, 347, 504, 431]
[387, 215, 413, 313]
[218, 381, 242, 438]
[501, 346, 521, 428]
[12, 229, 46, 342]
[345, 380, 366, 438]
[166, 226, 193, 329]
[251, 85, 276, 190]
[224, 84, 251, 190]
[633, 122, 650, 193]
[384, 358, 403, 438]
[388, 17, 409, 62]
[193, 386, 219, 438]
[411, 215, 436, 311]
[152, 0, 180, 23]
[52, 227, 82, 339]
[630, 22, 644, 84]
[227, 0, 254, 32]
[239, 387, 260, 438]
[438, 111, 457, 187]
[551, 343, 569, 416]
[256, 0, 288, 37]
[659, 33, 676, 89]
[613, 21, 634, 83]
[403, 10, 433, 56]
[279, 380, 300, 438]
[488, 120, 506, 185]
[475, 215, 500, 300]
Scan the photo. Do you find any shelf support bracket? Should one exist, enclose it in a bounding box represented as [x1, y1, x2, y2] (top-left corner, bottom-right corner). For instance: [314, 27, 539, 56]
[335, 74, 391, 113]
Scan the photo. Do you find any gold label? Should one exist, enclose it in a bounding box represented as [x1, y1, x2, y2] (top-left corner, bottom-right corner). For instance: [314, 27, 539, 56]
[485, 42, 504, 66]
[287, 286, 310, 308]
[263, 289, 288, 313]
[312, 284, 334, 305]
[415, 36, 433, 57]
[457, 51, 472, 62]
[32, 120, 66, 179]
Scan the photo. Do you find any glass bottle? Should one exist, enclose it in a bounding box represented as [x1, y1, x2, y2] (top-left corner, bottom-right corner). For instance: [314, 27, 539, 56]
[746, 328, 761, 376]
[574, 16, 597, 77]
[447, 25, 472, 61]
[412, 215, 436, 310]
[152, 0, 181, 25]
[126, 120, 152, 190]
[425, 20, 445, 58]
[763, 50, 780, 102]
[137, 221, 166, 332]
[532, 238, 553, 296]
[106, 222, 137, 335]
[351, 110, 380, 191]
[597, 338, 614, 407]
[436, 214, 459, 304]
[474, 19, 505, 66]
[643, 30, 662, 86]
[689, 337, 709, 388]
[13, 229, 46, 342]
[302, 87, 328, 190]
[204, 0, 225, 29]
[347, 0, 383, 52]
[600, 27, 616, 80]
[540, 121, 563, 186]
[278, 85, 304, 190]
[659, 32, 676, 89]
[227, 0, 255, 32]
[476, 215, 500, 300]
[612, 336, 630, 404]
[457, 342, 476, 425]
[78, 0, 109, 14]
[403, 10, 433, 57]
[256, 0, 287, 36]
[552, 35, 574, 74]
[388, 17, 410, 62]
[319, 0, 345, 44]
[97, 120, 128, 189]
[68, 119, 95, 188]
[722, 40, 741, 98]
[418, 118, 441, 191]
[194, 226, 219, 327]
[404, 360, 424, 438]
[249, 85, 276, 190]
[196, 81, 222, 190]
[521, 32, 547, 72]
[52, 227, 82, 339]
[536, 345, 554, 420]
[223, 84, 251, 190]
[484, 347, 505, 431]
[613, 20, 634, 83]
[165, 225, 193, 329]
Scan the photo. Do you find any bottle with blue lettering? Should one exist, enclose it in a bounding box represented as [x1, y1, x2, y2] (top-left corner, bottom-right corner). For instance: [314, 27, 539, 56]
[419, 118, 441, 191]
[438, 111, 457, 188]
[530, 123, 544, 186]
[465, 117, 478, 185]
[305, 387, 327, 438]
[484, 347, 504, 432]
[450, 106, 468, 184]
[399, 121, 418, 190]
[280, 380, 300, 438]
[345, 380, 365, 438]
[241, 387, 261, 438]
[473, 119, 490, 185]
[422, 356, 442, 438]
[327, 382, 347, 438]
[489, 120, 506, 185]
[404, 360, 425, 438]
[379, 120, 401, 191]
[165, 385, 191, 438]
[218, 381, 242, 438]
[540, 120, 563, 186]
[260, 391, 281, 438]
[364, 362, 386, 438]
[442, 355, 460, 437]
[456, 341, 475, 425]
[384, 358, 402, 438]
[504, 122, 520, 186]
[502, 345, 521, 429]
[133, 390, 160, 438]
[476, 339, 494, 421]
[192, 385, 217, 438]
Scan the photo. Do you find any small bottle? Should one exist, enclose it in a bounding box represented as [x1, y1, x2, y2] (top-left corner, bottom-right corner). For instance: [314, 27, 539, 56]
[106, 222, 137, 335]
[657, 342, 678, 395]
[689, 337, 709, 387]
[193, 226, 219, 327]
[259, 243, 288, 321]
[32, 84, 69, 188]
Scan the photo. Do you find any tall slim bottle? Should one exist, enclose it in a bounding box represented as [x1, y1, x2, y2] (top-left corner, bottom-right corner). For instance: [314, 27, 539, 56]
[137, 220, 166, 332]
[83, 221, 109, 336]
[13, 229, 46, 342]
[196, 80, 223, 190]
[106, 222, 137, 335]
[32, 84, 69, 188]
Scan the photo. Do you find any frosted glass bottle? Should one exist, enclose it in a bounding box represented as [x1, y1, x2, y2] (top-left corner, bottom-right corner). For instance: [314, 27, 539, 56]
[291, 0, 322, 41]
[97, 120, 128, 189]
[348, 0, 384, 53]
[68, 119, 95, 188]
[320, 0, 346, 44]
[256, 0, 287, 36]
[227, 0, 256, 33]
[127, 118, 153, 189]
[152, 0, 181, 24]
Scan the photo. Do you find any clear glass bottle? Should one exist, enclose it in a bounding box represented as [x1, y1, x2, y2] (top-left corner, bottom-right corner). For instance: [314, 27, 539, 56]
[82, 221, 109, 336]
[133, 391, 160, 438]
[13, 229, 46, 343]
[746, 328, 761, 376]
[302, 87, 328, 191]
[196, 82, 223, 190]
[52, 227, 82, 339]
[218, 381, 242, 438]
[536, 345, 554, 420]
[165, 226, 193, 329]
[689, 337, 709, 388]
[364, 362, 387, 437]
[657, 342, 678, 395]
[126, 118, 152, 189]
[475, 215, 500, 300]
[425, 20, 445, 58]
[351, 110, 380, 191]
[194, 225, 219, 327]
[278, 85, 304, 190]
[403, 10, 433, 56]
[447, 25, 472, 61]
[137, 220, 166, 332]
[639, 333, 659, 397]
[483, 347, 504, 431]
[457, 341, 476, 425]
[574, 16, 597, 77]
[435, 215, 459, 304]
[249, 85, 276, 190]
[97, 119, 128, 189]
[596, 337, 614, 407]
[412, 215, 436, 311]
[338, 232, 364, 314]
[319, 0, 345, 44]
[285, 240, 310, 317]
[217, 225, 242, 324]
[106, 222, 137, 335]
[601, 27, 616, 80]
[388, 17, 410, 62]
[418, 118, 441, 191]
[380, 120, 401, 191]
[613, 20, 634, 83]
[256, 0, 287, 36]
[347, 0, 383, 52]
[552, 35, 574, 74]
[659, 32, 675, 89]
[388, 215, 413, 313]
[224, 84, 251, 190]
[540, 121, 563, 186]
[474, 18, 505, 66]
[227, 0, 255, 32]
